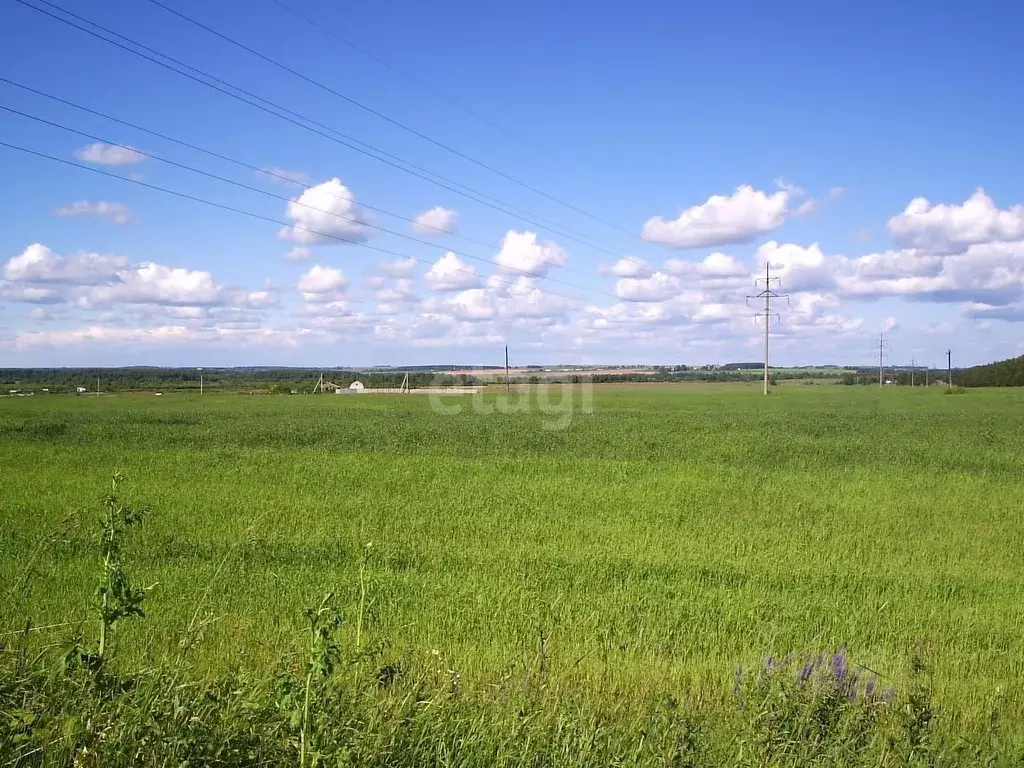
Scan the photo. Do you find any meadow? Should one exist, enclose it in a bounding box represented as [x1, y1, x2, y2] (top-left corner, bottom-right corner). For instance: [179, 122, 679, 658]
[2, 383, 1023, 765]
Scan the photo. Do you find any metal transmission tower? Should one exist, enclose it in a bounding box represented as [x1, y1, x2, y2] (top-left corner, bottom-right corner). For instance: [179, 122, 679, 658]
[746, 262, 789, 395]
[875, 334, 890, 387]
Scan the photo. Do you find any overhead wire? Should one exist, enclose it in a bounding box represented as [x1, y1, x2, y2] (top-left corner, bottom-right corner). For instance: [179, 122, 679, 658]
[10, 0, 625, 259]
[0, 102, 620, 301]
[267, 0, 567, 167]
[144, 0, 641, 239]
[0, 139, 605, 308]
[0, 77, 619, 295]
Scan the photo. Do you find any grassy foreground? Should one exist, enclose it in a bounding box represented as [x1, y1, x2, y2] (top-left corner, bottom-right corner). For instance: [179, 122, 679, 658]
[1, 384, 1023, 765]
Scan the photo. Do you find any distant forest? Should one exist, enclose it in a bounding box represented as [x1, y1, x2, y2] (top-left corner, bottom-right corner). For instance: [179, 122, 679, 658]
[1, 356, 1022, 392]
[0, 366, 847, 393]
[958, 354, 1024, 387]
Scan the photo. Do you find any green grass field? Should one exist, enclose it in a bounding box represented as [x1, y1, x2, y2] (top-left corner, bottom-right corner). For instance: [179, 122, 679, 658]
[2, 383, 1023, 764]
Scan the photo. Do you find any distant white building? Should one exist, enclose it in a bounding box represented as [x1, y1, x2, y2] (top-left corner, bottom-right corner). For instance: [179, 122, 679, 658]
[349, 381, 364, 392]
[76, 386, 88, 394]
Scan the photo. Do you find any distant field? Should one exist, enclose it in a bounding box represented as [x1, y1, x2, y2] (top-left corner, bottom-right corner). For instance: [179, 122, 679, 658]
[2, 384, 1023, 757]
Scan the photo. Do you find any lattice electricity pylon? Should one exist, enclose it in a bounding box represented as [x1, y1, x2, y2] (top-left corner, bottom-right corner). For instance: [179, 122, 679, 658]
[875, 333, 890, 388]
[746, 262, 789, 395]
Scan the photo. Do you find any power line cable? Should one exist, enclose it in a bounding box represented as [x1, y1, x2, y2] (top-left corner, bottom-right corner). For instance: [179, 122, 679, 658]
[0, 139, 599, 306]
[267, 0, 566, 168]
[0, 77, 619, 290]
[1, 103, 619, 300]
[145, 0, 639, 239]
[10, 0, 622, 258]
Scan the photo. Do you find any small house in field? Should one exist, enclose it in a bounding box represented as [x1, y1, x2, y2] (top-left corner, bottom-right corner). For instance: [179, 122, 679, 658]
[349, 381, 365, 393]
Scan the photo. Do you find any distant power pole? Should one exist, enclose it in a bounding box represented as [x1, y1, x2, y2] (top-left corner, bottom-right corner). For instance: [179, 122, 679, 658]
[947, 349, 953, 389]
[198, 367, 203, 395]
[746, 262, 788, 395]
[875, 334, 889, 388]
[910, 358, 915, 387]
[505, 345, 510, 394]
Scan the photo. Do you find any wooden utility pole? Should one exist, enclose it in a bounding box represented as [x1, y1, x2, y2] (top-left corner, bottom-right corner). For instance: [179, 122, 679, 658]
[947, 349, 952, 389]
[910, 358, 915, 387]
[505, 345, 510, 394]
[746, 262, 788, 395]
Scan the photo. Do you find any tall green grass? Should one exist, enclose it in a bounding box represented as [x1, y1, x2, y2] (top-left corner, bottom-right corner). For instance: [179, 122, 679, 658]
[1, 384, 1023, 763]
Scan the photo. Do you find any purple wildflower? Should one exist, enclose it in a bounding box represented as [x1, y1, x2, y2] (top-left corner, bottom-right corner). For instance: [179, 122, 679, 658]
[797, 661, 814, 686]
[763, 655, 776, 673]
[829, 651, 848, 684]
[881, 688, 896, 704]
[865, 677, 876, 698]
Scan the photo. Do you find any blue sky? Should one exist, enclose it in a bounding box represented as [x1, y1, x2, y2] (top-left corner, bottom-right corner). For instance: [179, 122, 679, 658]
[1, 0, 1023, 368]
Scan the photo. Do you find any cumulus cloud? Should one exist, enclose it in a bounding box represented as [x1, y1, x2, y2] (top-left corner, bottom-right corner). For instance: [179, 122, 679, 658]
[642, 185, 790, 249]
[54, 201, 133, 224]
[74, 142, 146, 166]
[425, 252, 480, 292]
[887, 189, 1024, 254]
[422, 275, 572, 324]
[616, 271, 682, 302]
[3, 243, 128, 285]
[2, 244, 283, 315]
[379, 257, 417, 277]
[412, 207, 457, 236]
[87, 263, 223, 306]
[756, 238, 1024, 307]
[599, 258, 653, 278]
[494, 231, 566, 276]
[278, 178, 372, 245]
[375, 279, 419, 304]
[296, 264, 347, 302]
[663, 252, 749, 279]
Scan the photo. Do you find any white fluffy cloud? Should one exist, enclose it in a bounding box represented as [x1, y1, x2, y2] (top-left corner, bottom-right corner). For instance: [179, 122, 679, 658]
[756, 238, 1024, 308]
[425, 252, 480, 292]
[87, 263, 223, 306]
[2, 244, 281, 315]
[278, 178, 372, 245]
[663, 252, 749, 279]
[3, 244, 128, 285]
[412, 207, 457, 236]
[642, 186, 790, 249]
[494, 231, 567, 276]
[375, 279, 419, 304]
[888, 189, 1024, 254]
[54, 201, 133, 224]
[422, 275, 572, 324]
[379, 257, 417, 277]
[74, 142, 146, 166]
[296, 264, 347, 302]
[600, 257, 653, 278]
[615, 271, 682, 302]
